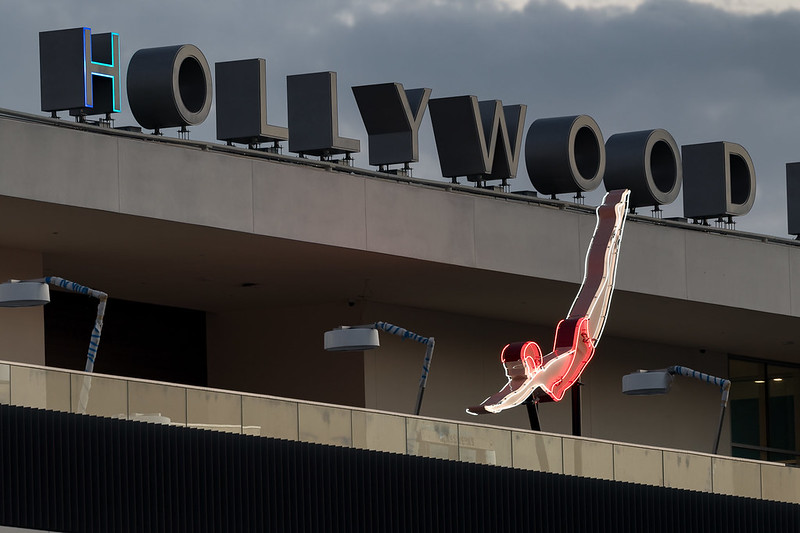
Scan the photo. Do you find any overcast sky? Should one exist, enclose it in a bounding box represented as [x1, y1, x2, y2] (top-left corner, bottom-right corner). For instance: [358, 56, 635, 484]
[2, 0, 800, 237]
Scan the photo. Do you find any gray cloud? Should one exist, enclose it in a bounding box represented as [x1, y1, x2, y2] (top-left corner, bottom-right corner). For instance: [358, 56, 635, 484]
[1, 0, 799, 235]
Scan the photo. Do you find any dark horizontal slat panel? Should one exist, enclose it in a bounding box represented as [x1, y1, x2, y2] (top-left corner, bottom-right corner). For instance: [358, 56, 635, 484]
[0, 403, 798, 532]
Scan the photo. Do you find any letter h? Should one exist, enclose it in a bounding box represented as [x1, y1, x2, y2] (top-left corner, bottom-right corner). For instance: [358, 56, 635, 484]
[40, 27, 121, 115]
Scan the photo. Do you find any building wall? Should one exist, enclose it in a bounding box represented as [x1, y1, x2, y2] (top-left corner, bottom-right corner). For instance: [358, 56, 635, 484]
[361, 301, 731, 454]
[0, 113, 794, 457]
[1, 114, 798, 320]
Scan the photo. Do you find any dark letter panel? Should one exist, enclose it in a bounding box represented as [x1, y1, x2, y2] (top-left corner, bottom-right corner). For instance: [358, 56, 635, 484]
[352, 82, 431, 166]
[786, 163, 800, 237]
[215, 58, 288, 146]
[430, 95, 491, 178]
[430, 96, 526, 183]
[682, 141, 756, 220]
[287, 71, 360, 158]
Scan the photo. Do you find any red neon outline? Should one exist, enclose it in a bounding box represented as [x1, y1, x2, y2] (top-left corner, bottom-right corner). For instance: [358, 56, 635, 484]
[467, 189, 629, 415]
[544, 317, 595, 401]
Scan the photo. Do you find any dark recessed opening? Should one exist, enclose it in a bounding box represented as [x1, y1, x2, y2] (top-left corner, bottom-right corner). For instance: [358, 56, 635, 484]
[650, 140, 677, 194]
[178, 57, 207, 113]
[574, 126, 601, 180]
[45, 291, 207, 386]
[729, 154, 751, 206]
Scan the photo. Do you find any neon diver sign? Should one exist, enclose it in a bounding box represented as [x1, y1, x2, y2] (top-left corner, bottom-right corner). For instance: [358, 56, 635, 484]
[468, 189, 630, 413]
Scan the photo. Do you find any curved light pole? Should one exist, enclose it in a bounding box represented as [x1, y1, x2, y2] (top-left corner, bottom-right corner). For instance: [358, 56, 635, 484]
[622, 365, 732, 454]
[324, 321, 435, 415]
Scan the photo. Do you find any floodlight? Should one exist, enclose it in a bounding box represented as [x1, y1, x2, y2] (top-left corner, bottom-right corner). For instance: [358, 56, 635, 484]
[622, 369, 673, 395]
[0, 280, 50, 307]
[324, 327, 380, 351]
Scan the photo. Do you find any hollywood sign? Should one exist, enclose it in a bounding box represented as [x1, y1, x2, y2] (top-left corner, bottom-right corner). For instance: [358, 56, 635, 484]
[39, 27, 800, 231]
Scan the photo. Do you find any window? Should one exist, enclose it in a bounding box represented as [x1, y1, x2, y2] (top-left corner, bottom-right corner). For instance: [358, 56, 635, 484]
[729, 356, 800, 463]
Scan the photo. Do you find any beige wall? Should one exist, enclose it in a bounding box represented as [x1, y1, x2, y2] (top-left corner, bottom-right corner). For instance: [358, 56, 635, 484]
[0, 247, 45, 365]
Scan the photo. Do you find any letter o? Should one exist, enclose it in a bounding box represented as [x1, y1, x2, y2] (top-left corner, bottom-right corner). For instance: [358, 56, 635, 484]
[127, 44, 212, 130]
[604, 129, 682, 208]
[525, 115, 605, 196]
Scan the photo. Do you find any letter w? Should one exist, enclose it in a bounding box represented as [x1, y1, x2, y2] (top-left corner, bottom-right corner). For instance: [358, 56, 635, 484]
[429, 95, 526, 184]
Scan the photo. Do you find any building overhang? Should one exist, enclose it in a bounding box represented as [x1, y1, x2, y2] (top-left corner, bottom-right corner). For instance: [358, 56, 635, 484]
[0, 109, 798, 361]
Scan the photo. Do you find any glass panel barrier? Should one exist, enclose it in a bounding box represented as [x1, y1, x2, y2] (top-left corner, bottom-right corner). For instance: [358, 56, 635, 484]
[242, 395, 298, 440]
[562, 436, 614, 481]
[0, 364, 9, 405]
[512, 431, 563, 474]
[297, 403, 352, 447]
[663, 450, 712, 492]
[352, 411, 406, 454]
[128, 380, 187, 426]
[70, 374, 127, 418]
[760, 462, 800, 504]
[11, 366, 70, 412]
[186, 388, 242, 434]
[712, 456, 762, 498]
[458, 423, 512, 467]
[613, 444, 664, 486]
[406, 418, 459, 460]
[3, 360, 799, 502]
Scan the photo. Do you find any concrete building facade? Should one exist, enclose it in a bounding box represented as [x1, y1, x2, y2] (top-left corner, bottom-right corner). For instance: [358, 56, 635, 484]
[1, 108, 799, 463]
